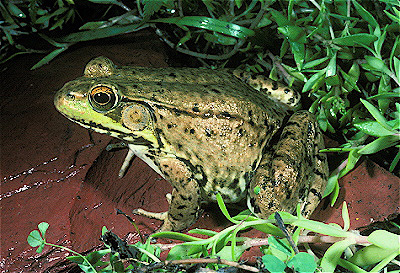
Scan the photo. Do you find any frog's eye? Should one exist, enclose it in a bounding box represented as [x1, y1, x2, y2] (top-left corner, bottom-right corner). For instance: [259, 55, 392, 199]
[89, 85, 118, 112]
[122, 104, 153, 131]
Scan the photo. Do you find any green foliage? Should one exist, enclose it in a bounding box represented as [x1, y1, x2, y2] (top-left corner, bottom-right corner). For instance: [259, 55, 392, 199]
[27, 197, 400, 272]
[2, 1, 399, 186]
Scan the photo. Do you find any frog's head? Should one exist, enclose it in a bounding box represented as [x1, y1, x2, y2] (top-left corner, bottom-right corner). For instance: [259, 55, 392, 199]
[54, 56, 158, 147]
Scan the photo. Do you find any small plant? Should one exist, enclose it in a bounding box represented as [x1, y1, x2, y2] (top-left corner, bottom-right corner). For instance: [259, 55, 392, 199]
[28, 194, 400, 273]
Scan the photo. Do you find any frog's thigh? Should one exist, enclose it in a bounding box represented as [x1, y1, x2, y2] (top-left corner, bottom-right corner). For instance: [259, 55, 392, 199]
[158, 158, 202, 231]
[249, 111, 328, 218]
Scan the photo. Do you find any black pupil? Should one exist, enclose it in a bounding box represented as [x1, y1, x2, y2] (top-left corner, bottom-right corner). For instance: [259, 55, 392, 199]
[94, 92, 111, 104]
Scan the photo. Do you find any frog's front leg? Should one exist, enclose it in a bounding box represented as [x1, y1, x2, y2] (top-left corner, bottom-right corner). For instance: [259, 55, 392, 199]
[248, 111, 328, 218]
[133, 157, 202, 231]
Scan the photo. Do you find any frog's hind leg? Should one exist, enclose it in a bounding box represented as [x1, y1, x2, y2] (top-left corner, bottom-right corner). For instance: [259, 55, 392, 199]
[248, 111, 328, 219]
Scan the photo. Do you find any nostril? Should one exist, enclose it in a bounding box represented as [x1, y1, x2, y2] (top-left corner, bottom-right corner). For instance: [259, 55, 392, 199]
[67, 93, 75, 100]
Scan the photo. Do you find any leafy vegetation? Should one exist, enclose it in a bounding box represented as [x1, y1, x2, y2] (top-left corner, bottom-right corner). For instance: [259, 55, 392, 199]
[28, 195, 400, 272]
[6, 0, 398, 271]
[2, 0, 399, 186]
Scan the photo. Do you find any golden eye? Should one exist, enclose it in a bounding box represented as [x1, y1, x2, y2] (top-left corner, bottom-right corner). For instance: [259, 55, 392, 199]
[89, 85, 118, 112]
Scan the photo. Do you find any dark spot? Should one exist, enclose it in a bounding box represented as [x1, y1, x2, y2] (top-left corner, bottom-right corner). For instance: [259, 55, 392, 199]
[205, 128, 213, 137]
[288, 97, 295, 104]
[177, 205, 187, 209]
[298, 186, 307, 199]
[268, 201, 275, 209]
[177, 143, 182, 149]
[250, 198, 261, 214]
[190, 129, 195, 134]
[238, 128, 245, 137]
[261, 87, 269, 92]
[211, 88, 221, 93]
[192, 106, 200, 112]
[248, 110, 253, 117]
[169, 72, 177, 78]
[249, 120, 255, 126]
[310, 188, 322, 200]
[286, 189, 292, 199]
[251, 74, 257, 80]
[272, 81, 279, 90]
[228, 178, 239, 189]
[167, 124, 173, 129]
[173, 108, 184, 116]
[284, 88, 291, 94]
[219, 111, 232, 118]
[314, 169, 328, 180]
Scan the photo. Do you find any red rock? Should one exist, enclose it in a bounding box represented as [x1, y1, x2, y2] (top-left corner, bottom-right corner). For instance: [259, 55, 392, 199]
[1, 30, 399, 271]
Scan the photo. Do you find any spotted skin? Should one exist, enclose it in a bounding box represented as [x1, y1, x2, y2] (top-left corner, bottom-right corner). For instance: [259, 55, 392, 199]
[54, 56, 328, 231]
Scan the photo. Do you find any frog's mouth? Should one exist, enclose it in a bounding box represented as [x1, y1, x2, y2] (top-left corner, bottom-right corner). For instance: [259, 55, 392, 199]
[65, 115, 156, 146]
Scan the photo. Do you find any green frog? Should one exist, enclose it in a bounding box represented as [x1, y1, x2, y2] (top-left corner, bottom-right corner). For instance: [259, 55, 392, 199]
[54, 56, 328, 231]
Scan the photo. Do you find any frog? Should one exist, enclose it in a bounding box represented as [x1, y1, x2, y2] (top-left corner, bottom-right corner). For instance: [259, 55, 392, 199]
[54, 56, 328, 231]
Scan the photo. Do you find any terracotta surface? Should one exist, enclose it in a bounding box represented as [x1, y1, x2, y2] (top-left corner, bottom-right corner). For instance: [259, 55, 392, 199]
[1, 30, 399, 272]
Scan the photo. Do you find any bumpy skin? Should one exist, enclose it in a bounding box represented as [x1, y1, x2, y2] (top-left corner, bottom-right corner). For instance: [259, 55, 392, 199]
[54, 56, 328, 231]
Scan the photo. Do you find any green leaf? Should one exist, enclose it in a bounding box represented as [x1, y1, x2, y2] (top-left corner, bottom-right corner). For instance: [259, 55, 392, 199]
[287, 252, 317, 273]
[143, 0, 165, 20]
[268, 237, 292, 256]
[360, 99, 392, 130]
[57, 23, 148, 43]
[293, 220, 349, 237]
[390, 149, 400, 172]
[27, 230, 44, 247]
[368, 230, 400, 250]
[352, 0, 378, 28]
[384, 8, 400, 23]
[326, 52, 337, 78]
[189, 228, 217, 237]
[86, 249, 111, 266]
[302, 69, 326, 93]
[79, 21, 108, 30]
[349, 245, 399, 267]
[290, 41, 305, 69]
[358, 135, 400, 154]
[262, 254, 286, 273]
[278, 25, 307, 43]
[323, 172, 339, 198]
[38, 222, 49, 238]
[7, 2, 26, 18]
[151, 16, 254, 39]
[203, 32, 237, 45]
[151, 231, 202, 242]
[31, 47, 68, 70]
[303, 57, 329, 69]
[354, 120, 395, 137]
[320, 237, 357, 272]
[331, 34, 377, 47]
[342, 202, 350, 231]
[364, 56, 392, 76]
[66, 255, 85, 264]
[167, 243, 203, 260]
[269, 9, 290, 27]
[216, 192, 239, 224]
[341, 149, 362, 177]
